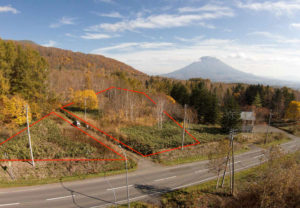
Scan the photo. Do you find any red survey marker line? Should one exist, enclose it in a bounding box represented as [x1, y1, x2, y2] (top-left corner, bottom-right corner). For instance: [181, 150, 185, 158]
[163, 111, 200, 143]
[63, 86, 200, 157]
[96, 86, 116, 95]
[0, 112, 54, 146]
[0, 112, 124, 161]
[60, 108, 145, 157]
[52, 112, 125, 160]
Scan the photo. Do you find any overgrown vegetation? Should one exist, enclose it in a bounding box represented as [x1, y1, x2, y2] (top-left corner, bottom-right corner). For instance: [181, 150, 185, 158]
[120, 122, 196, 155]
[0, 116, 118, 160]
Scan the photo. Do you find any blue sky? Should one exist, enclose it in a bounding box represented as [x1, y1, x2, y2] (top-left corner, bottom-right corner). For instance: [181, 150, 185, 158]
[1, 0, 300, 81]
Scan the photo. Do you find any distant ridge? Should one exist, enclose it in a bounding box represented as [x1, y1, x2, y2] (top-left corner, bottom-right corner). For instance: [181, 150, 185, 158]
[162, 56, 300, 89]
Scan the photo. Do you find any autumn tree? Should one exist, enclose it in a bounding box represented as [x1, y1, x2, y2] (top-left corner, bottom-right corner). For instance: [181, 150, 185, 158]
[10, 45, 48, 102]
[73, 90, 98, 110]
[0, 70, 9, 95]
[285, 101, 300, 121]
[0, 95, 31, 126]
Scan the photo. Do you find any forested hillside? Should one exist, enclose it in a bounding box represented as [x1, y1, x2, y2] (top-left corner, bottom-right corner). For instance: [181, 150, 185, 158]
[17, 41, 145, 77]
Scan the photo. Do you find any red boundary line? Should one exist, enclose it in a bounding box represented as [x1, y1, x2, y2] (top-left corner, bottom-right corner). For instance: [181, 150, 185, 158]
[0, 86, 200, 161]
[61, 108, 145, 157]
[62, 86, 200, 157]
[0, 112, 125, 161]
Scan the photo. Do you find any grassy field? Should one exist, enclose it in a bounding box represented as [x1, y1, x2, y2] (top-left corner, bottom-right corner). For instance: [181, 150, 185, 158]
[120, 122, 208, 155]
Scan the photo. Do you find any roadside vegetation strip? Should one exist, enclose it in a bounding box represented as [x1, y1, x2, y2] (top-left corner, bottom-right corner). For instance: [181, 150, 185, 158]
[0, 165, 137, 188]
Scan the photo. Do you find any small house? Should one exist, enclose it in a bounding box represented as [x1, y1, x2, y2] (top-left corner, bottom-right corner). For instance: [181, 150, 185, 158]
[240, 111, 255, 132]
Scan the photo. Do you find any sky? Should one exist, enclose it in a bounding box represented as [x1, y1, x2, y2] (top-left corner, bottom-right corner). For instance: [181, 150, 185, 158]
[0, 0, 300, 81]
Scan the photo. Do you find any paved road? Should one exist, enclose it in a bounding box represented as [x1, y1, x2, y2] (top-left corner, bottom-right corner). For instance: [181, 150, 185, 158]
[0, 126, 299, 208]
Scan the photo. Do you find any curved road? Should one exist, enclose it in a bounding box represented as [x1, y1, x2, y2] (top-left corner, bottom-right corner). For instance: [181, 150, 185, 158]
[0, 126, 299, 208]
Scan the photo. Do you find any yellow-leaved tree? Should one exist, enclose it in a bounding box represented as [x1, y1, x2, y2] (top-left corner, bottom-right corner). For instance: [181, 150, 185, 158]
[285, 101, 300, 121]
[0, 95, 31, 126]
[73, 90, 98, 110]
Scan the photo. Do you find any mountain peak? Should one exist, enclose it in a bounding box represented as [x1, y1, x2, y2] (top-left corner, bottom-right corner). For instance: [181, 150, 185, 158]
[198, 56, 219, 62]
[161, 56, 300, 89]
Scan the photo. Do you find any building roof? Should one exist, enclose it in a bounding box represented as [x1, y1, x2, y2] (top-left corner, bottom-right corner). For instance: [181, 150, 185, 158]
[240, 111, 255, 121]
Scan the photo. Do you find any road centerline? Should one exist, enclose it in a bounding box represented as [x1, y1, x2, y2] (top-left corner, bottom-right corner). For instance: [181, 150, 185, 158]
[46, 195, 74, 201]
[0, 203, 20, 207]
[154, 176, 177, 182]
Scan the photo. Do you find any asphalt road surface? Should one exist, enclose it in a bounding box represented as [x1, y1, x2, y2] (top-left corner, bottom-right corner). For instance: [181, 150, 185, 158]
[0, 125, 299, 208]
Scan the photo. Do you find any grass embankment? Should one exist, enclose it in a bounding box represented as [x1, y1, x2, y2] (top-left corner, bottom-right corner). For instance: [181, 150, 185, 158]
[0, 115, 137, 187]
[117, 149, 300, 208]
[0, 162, 136, 188]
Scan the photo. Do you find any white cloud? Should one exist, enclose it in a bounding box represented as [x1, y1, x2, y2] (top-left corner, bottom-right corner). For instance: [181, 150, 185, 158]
[91, 42, 174, 53]
[86, 9, 234, 32]
[81, 33, 112, 39]
[290, 23, 300, 28]
[178, 4, 232, 13]
[42, 40, 56, 47]
[99, 11, 123, 18]
[249, 31, 300, 44]
[175, 35, 205, 42]
[237, 0, 300, 16]
[50, 16, 76, 28]
[90, 37, 300, 81]
[65, 33, 77, 38]
[0, 5, 19, 14]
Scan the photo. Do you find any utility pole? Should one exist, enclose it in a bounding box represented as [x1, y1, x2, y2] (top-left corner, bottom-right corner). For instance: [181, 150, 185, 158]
[265, 110, 272, 145]
[221, 138, 232, 187]
[181, 104, 187, 150]
[230, 129, 235, 195]
[119, 145, 130, 208]
[26, 105, 35, 167]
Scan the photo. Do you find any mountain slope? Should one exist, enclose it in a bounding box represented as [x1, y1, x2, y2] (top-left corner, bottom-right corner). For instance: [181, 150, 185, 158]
[16, 41, 145, 77]
[163, 56, 300, 89]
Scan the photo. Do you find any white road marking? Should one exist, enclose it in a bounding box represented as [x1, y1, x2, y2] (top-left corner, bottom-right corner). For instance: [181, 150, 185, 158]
[107, 185, 133, 191]
[0, 203, 20, 207]
[46, 195, 74, 201]
[90, 158, 277, 207]
[254, 154, 264, 159]
[235, 150, 262, 157]
[154, 176, 176, 182]
[195, 169, 209, 173]
[0, 188, 40, 194]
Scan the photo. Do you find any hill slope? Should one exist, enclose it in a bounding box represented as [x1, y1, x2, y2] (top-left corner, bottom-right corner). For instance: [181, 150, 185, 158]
[16, 41, 145, 77]
[163, 56, 300, 89]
